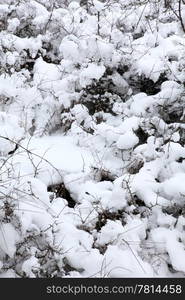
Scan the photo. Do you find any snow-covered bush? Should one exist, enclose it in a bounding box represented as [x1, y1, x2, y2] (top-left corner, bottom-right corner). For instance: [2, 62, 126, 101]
[0, 0, 185, 278]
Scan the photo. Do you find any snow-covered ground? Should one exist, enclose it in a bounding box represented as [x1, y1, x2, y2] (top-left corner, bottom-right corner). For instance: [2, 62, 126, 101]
[0, 0, 185, 278]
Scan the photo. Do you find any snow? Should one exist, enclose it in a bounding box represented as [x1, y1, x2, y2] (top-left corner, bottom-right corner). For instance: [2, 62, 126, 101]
[11, 135, 94, 185]
[79, 63, 106, 87]
[117, 131, 139, 150]
[151, 228, 185, 273]
[33, 57, 61, 90]
[0, 112, 24, 155]
[162, 173, 185, 202]
[104, 245, 153, 277]
[93, 0, 105, 12]
[59, 40, 79, 61]
[0, 223, 19, 258]
[21, 254, 40, 278]
[7, 18, 20, 32]
[0, 0, 185, 279]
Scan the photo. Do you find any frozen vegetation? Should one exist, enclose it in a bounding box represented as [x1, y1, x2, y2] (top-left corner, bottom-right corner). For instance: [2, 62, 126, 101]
[0, 0, 185, 277]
